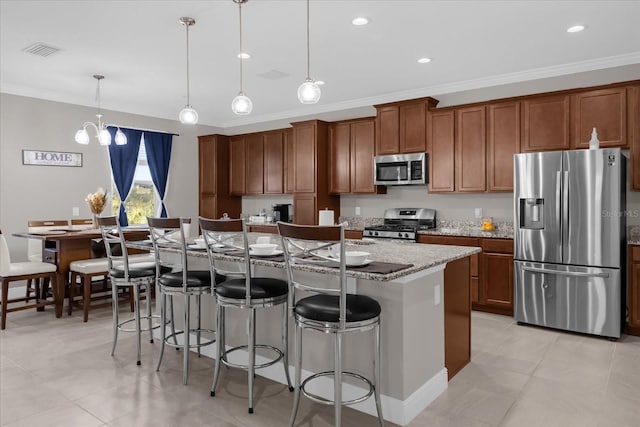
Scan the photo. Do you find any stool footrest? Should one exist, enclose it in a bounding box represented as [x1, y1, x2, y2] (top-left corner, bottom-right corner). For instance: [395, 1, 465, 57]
[117, 315, 163, 333]
[221, 344, 283, 370]
[163, 329, 216, 349]
[301, 371, 374, 407]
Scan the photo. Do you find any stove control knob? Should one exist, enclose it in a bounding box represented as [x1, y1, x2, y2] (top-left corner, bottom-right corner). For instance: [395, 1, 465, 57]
[404, 233, 409, 238]
[374, 231, 379, 236]
[398, 232, 403, 238]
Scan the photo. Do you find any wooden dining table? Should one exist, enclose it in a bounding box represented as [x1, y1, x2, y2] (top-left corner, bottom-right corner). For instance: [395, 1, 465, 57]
[13, 228, 148, 318]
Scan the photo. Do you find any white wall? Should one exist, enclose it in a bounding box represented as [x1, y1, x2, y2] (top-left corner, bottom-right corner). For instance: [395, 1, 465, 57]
[0, 93, 221, 261]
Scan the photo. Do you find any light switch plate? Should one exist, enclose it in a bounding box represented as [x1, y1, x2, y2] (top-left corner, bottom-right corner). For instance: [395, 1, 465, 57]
[72, 207, 79, 216]
[355, 206, 361, 216]
[475, 208, 483, 218]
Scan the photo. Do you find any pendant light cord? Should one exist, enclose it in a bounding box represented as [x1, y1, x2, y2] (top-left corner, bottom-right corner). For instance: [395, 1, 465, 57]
[239, 1, 244, 93]
[95, 78, 102, 116]
[306, 0, 310, 79]
[185, 22, 191, 106]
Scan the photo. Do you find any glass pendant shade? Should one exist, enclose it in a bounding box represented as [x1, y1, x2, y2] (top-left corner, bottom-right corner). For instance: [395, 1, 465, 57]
[297, 78, 321, 104]
[179, 106, 199, 124]
[75, 129, 90, 145]
[232, 92, 253, 115]
[98, 128, 112, 145]
[114, 128, 128, 145]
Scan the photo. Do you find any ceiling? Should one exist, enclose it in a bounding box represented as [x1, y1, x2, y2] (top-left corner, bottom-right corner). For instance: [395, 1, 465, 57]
[2, 0, 640, 130]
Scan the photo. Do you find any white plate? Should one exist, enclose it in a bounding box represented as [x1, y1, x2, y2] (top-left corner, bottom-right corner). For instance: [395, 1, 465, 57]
[187, 244, 207, 250]
[250, 249, 283, 257]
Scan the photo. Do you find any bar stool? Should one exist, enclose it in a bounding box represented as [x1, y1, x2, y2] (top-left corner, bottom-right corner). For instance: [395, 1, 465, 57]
[97, 216, 160, 366]
[201, 217, 293, 414]
[1, 230, 57, 330]
[148, 217, 215, 385]
[277, 222, 384, 427]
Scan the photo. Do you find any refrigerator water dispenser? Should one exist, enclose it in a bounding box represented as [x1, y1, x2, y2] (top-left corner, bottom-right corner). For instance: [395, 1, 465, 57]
[520, 198, 544, 229]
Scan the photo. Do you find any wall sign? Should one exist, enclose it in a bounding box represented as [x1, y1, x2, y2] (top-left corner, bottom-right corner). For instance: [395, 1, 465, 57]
[22, 150, 83, 167]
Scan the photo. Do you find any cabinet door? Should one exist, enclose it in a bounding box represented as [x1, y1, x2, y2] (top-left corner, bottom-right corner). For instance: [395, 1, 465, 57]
[399, 101, 426, 153]
[351, 120, 377, 193]
[284, 129, 295, 194]
[427, 110, 455, 192]
[245, 134, 264, 195]
[229, 136, 245, 196]
[630, 261, 640, 334]
[481, 252, 514, 311]
[264, 132, 284, 194]
[521, 94, 571, 152]
[293, 124, 316, 193]
[470, 254, 479, 304]
[293, 193, 316, 225]
[572, 87, 627, 149]
[628, 86, 640, 191]
[198, 137, 217, 196]
[487, 102, 520, 192]
[456, 106, 486, 192]
[329, 122, 351, 194]
[376, 106, 400, 155]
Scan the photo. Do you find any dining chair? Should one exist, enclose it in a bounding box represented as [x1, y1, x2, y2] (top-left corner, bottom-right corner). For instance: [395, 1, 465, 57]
[1, 230, 57, 330]
[277, 222, 384, 427]
[25, 219, 68, 302]
[202, 217, 293, 414]
[97, 216, 160, 365]
[148, 217, 215, 385]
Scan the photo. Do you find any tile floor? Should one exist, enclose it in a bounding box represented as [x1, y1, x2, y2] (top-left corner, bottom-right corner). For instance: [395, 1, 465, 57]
[1, 306, 639, 426]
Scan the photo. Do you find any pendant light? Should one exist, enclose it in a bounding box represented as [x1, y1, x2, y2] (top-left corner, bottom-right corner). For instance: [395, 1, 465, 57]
[75, 74, 127, 146]
[178, 16, 198, 124]
[297, 0, 321, 104]
[231, 0, 252, 115]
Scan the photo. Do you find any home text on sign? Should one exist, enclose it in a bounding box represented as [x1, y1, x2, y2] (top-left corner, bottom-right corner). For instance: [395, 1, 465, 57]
[22, 150, 83, 167]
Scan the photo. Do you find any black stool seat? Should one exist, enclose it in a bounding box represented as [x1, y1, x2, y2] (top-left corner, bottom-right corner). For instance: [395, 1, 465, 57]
[215, 277, 288, 300]
[109, 263, 163, 279]
[159, 270, 213, 288]
[295, 294, 381, 323]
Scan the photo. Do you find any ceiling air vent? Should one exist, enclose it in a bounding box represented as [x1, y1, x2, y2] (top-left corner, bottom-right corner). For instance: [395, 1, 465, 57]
[257, 69, 289, 80]
[22, 42, 61, 57]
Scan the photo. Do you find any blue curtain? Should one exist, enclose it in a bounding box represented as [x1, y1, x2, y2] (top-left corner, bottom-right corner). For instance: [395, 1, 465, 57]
[107, 127, 142, 226]
[143, 131, 173, 217]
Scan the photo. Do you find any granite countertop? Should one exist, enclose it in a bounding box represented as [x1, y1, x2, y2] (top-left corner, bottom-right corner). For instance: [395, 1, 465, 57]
[419, 226, 513, 240]
[130, 238, 480, 282]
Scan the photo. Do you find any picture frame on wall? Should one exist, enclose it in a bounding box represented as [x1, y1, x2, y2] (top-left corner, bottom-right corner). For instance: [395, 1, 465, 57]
[22, 149, 83, 167]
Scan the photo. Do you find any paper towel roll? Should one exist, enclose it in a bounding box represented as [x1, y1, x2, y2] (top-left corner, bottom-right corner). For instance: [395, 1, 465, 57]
[318, 210, 334, 226]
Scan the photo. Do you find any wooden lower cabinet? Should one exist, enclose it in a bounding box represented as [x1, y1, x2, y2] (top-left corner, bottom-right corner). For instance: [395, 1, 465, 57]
[344, 230, 363, 240]
[443, 256, 471, 379]
[627, 245, 640, 336]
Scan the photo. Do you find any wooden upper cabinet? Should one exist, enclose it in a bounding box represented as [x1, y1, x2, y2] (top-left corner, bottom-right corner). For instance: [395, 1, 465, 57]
[198, 134, 241, 220]
[399, 102, 426, 153]
[351, 119, 377, 193]
[427, 109, 455, 192]
[521, 94, 571, 152]
[376, 106, 400, 155]
[572, 87, 627, 149]
[198, 135, 217, 196]
[292, 122, 317, 193]
[229, 136, 245, 195]
[284, 129, 295, 194]
[456, 106, 486, 192]
[630, 85, 640, 191]
[264, 131, 284, 194]
[244, 133, 264, 195]
[487, 101, 520, 192]
[329, 122, 351, 194]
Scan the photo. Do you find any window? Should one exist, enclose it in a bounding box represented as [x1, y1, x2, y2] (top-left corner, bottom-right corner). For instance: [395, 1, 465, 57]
[111, 137, 157, 224]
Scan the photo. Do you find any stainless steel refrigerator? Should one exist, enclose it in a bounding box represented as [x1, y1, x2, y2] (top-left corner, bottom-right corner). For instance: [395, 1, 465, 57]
[514, 148, 626, 338]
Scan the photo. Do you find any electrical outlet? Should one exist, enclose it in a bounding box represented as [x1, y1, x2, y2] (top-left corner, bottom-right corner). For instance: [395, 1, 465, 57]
[72, 207, 80, 217]
[475, 208, 483, 218]
[355, 206, 361, 216]
[434, 285, 441, 305]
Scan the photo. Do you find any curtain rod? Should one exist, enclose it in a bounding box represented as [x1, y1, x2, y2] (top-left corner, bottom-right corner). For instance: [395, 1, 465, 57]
[106, 124, 179, 137]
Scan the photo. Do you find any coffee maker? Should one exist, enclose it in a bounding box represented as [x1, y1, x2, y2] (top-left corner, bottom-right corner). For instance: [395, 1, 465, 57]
[272, 203, 293, 223]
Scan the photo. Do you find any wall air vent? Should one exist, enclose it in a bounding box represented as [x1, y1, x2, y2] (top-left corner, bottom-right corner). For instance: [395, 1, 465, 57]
[22, 42, 61, 57]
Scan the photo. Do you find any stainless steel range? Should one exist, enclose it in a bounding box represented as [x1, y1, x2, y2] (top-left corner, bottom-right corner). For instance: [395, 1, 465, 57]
[364, 208, 436, 241]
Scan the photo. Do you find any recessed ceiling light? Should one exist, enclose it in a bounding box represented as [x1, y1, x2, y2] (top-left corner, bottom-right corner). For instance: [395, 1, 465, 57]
[417, 57, 432, 64]
[352, 17, 369, 26]
[315, 80, 325, 85]
[567, 25, 585, 33]
[237, 52, 251, 59]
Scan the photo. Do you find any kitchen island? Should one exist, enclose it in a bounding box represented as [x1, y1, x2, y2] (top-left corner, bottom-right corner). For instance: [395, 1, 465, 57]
[145, 238, 480, 426]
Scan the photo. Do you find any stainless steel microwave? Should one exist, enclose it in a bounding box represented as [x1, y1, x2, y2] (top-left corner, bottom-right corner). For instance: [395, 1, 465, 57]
[374, 153, 427, 185]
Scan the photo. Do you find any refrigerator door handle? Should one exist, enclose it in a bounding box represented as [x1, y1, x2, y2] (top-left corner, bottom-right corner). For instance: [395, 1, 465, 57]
[522, 266, 610, 278]
[556, 170, 562, 255]
[562, 170, 569, 262]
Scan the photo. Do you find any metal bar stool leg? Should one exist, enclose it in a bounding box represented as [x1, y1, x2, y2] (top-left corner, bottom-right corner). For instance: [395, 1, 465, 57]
[248, 308, 256, 413]
[169, 295, 178, 347]
[282, 303, 293, 391]
[289, 322, 303, 427]
[110, 283, 119, 356]
[210, 305, 224, 396]
[334, 333, 343, 427]
[133, 283, 142, 366]
[197, 294, 202, 357]
[374, 323, 384, 427]
[183, 294, 191, 385]
[146, 281, 153, 343]
[156, 292, 167, 372]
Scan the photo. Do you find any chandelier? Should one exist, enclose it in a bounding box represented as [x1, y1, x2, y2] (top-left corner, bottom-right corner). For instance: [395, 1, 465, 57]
[75, 74, 127, 146]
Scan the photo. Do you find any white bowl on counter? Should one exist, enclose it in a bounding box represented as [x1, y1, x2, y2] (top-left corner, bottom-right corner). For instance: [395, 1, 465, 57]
[344, 251, 370, 265]
[250, 243, 278, 255]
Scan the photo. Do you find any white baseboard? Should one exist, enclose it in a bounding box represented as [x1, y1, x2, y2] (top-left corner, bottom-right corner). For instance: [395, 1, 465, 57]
[157, 328, 448, 426]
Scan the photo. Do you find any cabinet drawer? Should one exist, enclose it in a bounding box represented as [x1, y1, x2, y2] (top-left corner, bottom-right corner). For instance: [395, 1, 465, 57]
[42, 248, 58, 265]
[631, 245, 640, 262]
[482, 238, 513, 254]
